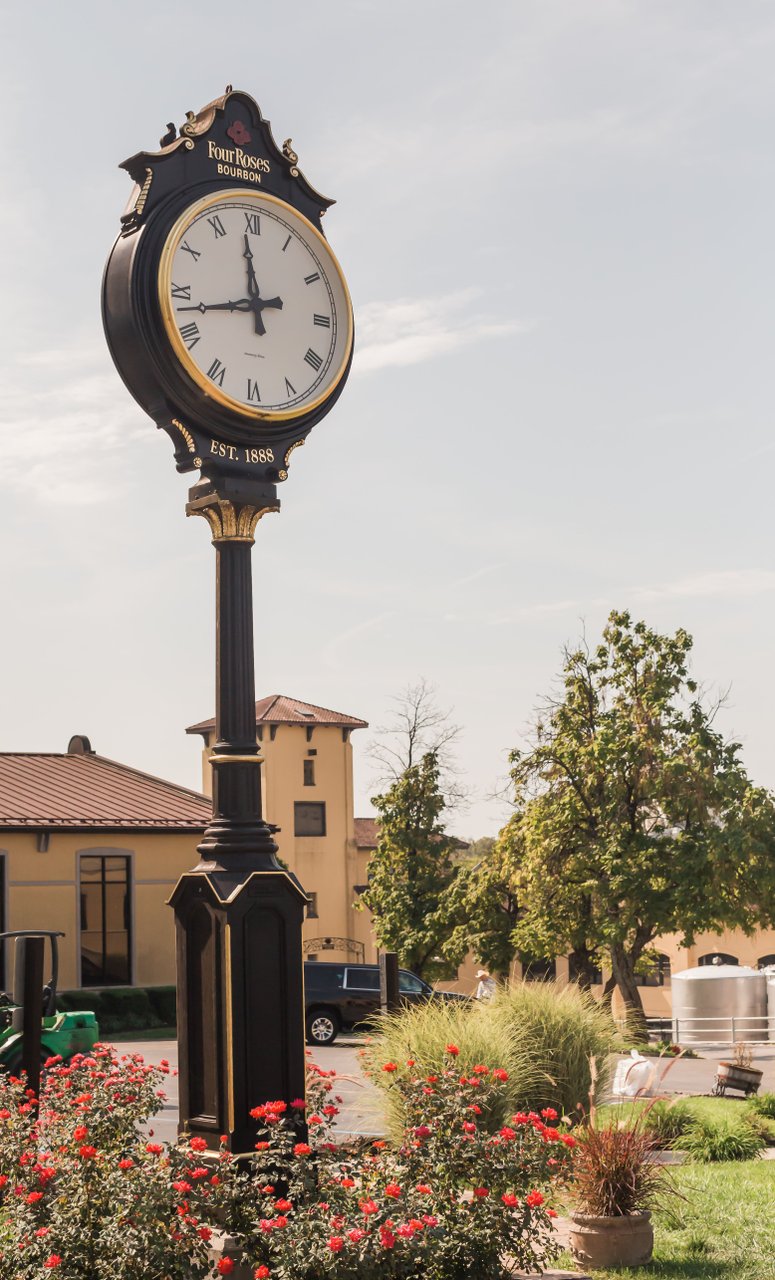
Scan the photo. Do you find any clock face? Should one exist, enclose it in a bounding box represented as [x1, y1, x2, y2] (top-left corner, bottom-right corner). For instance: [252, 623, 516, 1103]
[157, 190, 353, 423]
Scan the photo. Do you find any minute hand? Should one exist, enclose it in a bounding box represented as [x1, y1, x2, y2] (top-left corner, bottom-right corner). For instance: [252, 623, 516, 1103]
[177, 299, 254, 314]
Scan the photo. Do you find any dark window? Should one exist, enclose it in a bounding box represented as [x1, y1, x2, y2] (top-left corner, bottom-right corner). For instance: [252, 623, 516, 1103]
[758, 955, 775, 969]
[568, 954, 603, 985]
[636, 954, 671, 987]
[398, 972, 427, 995]
[698, 953, 738, 967]
[0, 854, 6, 990]
[522, 956, 556, 982]
[79, 854, 131, 986]
[306, 892, 319, 920]
[303, 759, 315, 786]
[294, 802, 326, 836]
[345, 966, 380, 991]
[304, 963, 344, 991]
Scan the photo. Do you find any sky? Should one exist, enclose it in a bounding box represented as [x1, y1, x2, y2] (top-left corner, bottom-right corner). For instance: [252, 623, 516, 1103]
[1, 1, 775, 838]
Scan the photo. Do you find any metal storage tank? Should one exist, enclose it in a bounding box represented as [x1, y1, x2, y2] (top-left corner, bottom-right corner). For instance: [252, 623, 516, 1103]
[766, 974, 775, 1040]
[671, 965, 767, 1044]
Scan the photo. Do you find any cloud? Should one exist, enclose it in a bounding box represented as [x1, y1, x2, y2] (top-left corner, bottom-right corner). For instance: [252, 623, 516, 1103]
[2, 338, 148, 504]
[633, 569, 775, 602]
[353, 291, 532, 374]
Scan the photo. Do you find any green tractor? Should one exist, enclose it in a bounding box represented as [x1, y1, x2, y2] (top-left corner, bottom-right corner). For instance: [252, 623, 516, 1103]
[0, 931, 99, 1073]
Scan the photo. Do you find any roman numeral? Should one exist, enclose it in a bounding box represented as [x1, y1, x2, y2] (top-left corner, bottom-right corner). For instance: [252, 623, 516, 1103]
[179, 321, 201, 349]
[247, 379, 261, 402]
[171, 282, 191, 300]
[304, 272, 320, 285]
[244, 212, 260, 235]
[207, 357, 227, 386]
[207, 215, 227, 239]
[304, 348, 323, 372]
[282, 234, 292, 252]
[180, 241, 201, 261]
[313, 314, 330, 328]
[284, 377, 297, 397]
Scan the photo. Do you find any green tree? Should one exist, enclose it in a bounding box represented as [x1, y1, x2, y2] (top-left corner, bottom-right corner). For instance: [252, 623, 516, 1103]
[360, 751, 467, 981]
[506, 610, 775, 1030]
[446, 837, 520, 976]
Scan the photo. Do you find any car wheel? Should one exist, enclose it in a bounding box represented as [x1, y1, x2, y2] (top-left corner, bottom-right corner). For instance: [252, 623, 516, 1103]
[306, 1010, 339, 1046]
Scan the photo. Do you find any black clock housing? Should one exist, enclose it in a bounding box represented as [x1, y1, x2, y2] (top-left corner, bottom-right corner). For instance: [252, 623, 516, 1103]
[102, 87, 354, 485]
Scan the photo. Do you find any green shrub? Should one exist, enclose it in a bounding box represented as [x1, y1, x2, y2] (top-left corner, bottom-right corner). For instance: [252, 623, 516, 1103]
[642, 1098, 694, 1146]
[366, 980, 621, 1135]
[56, 987, 176, 1035]
[147, 985, 177, 1026]
[683, 1114, 766, 1163]
[749, 1090, 775, 1120]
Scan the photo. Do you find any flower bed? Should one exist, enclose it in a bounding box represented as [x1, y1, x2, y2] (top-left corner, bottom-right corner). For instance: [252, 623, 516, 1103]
[0, 1045, 575, 1279]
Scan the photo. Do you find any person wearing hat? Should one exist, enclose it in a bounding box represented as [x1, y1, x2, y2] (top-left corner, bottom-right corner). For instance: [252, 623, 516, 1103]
[475, 969, 496, 1000]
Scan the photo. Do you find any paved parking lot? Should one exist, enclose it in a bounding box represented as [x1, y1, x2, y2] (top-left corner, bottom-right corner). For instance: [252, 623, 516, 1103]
[112, 1037, 775, 1144]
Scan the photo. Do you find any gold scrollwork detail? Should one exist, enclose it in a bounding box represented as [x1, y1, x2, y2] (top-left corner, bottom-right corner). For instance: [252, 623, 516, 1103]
[282, 137, 300, 177]
[135, 167, 154, 216]
[188, 497, 280, 544]
[284, 439, 305, 467]
[170, 418, 196, 453]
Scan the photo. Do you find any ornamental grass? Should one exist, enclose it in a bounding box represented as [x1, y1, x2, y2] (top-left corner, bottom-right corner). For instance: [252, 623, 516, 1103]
[367, 979, 620, 1135]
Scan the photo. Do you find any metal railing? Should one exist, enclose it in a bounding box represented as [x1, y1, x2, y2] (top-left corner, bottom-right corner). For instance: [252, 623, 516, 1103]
[670, 1014, 774, 1046]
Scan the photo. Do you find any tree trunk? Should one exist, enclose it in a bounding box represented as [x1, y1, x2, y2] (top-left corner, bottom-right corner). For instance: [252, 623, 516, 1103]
[610, 945, 648, 1041]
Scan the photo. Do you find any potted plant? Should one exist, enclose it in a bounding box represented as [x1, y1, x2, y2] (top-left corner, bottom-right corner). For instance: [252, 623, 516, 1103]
[569, 1108, 673, 1270]
[713, 1040, 763, 1097]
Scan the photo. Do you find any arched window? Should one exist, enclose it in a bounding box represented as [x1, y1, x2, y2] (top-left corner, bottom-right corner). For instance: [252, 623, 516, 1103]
[521, 956, 556, 982]
[758, 955, 775, 969]
[698, 953, 738, 967]
[636, 954, 671, 987]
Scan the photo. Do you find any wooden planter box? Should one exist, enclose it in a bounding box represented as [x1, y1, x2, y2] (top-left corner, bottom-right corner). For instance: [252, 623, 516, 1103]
[712, 1061, 763, 1096]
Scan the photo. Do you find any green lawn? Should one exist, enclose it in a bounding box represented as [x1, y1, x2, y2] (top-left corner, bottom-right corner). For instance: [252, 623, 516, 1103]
[557, 1162, 775, 1279]
[598, 1095, 775, 1143]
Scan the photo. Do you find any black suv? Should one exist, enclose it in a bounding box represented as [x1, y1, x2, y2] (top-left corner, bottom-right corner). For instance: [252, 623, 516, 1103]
[304, 961, 466, 1045]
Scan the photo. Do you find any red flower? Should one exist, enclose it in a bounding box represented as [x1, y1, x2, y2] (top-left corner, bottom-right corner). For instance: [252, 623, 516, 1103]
[462, 1121, 476, 1133]
[473, 1187, 489, 1198]
[293, 1143, 311, 1156]
[198, 1226, 213, 1241]
[541, 1107, 558, 1120]
[384, 1183, 402, 1198]
[26, 1190, 44, 1203]
[217, 1259, 235, 1275]
[274, 1199, 292, 1213]
[502, 1193, 519, 1207]
[560, 1133, 577, 1148]
[79, 1145, 97, 1159]
[290, 1098, 306, 1109]
[255, 1269, 270, 1279]
[445, 1044, 460, 1056]
[360, 1198, 378, 1216]
[145, 1143, 163, 1155]
[43, 1258, 62, 1271]
[414, 1124, 431, 1138]
[472, 1064, 489, 1075]
[189, 1136, 208, 1151]
[492, 1068, 509, 1081]
[118, 1157, 133, 1170]
[380, 1226, 396, 1249]
[348, 1227, 365, 1242]
[382, 1062, 398, 1073]
[73, 1125, 88, 1141]
[526, 1191, 544, 1208]
[328, 1236, 344, 1252]
[416, 1184, 432, 1194]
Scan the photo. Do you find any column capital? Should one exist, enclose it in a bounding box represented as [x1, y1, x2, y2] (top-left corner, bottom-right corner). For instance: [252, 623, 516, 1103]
[185, 476, 280, 545]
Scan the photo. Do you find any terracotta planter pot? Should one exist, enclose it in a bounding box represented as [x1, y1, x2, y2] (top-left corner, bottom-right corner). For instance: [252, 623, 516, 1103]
[569, 1210, 653, 1270]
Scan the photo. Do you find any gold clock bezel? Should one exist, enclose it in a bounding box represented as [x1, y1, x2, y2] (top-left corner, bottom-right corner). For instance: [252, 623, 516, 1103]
[157, 189, 354, 423]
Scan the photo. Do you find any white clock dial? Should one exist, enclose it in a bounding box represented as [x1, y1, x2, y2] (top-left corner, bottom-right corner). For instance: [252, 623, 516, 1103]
[158, 190, 353, 422]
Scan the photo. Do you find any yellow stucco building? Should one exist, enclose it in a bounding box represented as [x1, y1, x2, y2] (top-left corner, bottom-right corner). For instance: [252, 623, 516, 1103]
[3, 702, 775, 1024]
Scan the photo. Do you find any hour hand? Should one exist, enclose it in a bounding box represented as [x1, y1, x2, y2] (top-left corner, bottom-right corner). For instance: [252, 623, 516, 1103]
[244, 234, 260, 299]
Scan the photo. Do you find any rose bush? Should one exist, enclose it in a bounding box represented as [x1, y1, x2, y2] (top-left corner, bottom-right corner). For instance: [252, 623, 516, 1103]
[0, 1045, 573, 1279]
[208, 1047, 574, 1279]
[0, 1045, 229, 1278]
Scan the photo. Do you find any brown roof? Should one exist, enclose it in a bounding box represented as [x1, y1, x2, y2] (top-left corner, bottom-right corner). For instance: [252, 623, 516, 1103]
[354, 817, 379, 849]
[187, 694, 368, 737]
[0, 750, 211, 832]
